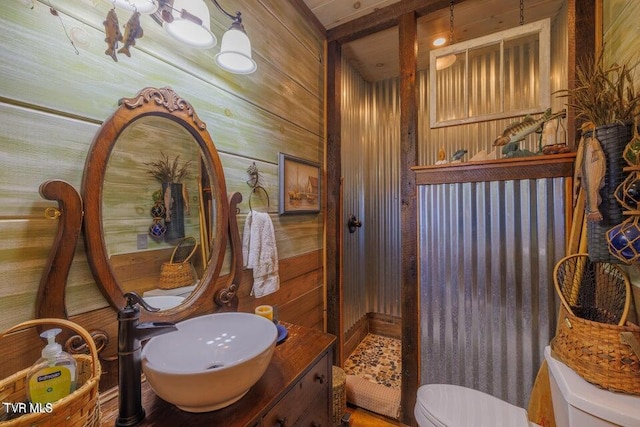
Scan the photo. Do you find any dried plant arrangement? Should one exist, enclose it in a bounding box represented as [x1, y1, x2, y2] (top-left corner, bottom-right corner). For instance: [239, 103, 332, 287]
[557, 52, 640, 127]
[145, 152, 192, 183]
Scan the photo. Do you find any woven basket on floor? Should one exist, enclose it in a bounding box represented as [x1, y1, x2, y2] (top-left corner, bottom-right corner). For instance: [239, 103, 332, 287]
[0, 318, 101, 426]
[332, 366, 346, 426]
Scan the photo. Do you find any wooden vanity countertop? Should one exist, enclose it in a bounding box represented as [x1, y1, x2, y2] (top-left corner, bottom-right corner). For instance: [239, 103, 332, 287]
[99, 322, 336, 426]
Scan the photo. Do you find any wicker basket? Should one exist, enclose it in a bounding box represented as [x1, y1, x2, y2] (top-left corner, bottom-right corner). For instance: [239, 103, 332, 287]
[553, 253, 631, 326]
[158, 236, 198, 290]
[551, 306, 640, 395]
[332, 366, 346, 426]
[0, 318, 101, 426]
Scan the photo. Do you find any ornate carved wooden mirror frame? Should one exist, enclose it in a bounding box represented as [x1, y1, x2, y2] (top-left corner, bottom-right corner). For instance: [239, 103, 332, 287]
[34, 87, 243, 328]
[80, 87, 230, 321]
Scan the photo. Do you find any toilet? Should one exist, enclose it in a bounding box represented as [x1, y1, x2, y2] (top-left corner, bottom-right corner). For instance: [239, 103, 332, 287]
[415, 346, 640, 427]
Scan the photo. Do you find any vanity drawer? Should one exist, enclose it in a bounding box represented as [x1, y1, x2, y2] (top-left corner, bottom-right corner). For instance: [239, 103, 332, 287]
[262, 353, 330, 427]
[294, 390, 330, 427]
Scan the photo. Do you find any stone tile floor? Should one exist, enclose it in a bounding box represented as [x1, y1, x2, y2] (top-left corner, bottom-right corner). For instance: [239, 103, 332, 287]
[343, 333, 402, 389]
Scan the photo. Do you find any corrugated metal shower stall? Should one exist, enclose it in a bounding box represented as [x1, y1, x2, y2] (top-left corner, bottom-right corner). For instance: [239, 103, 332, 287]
[341, 57, 402, 332]
[340, 6, 567, 410]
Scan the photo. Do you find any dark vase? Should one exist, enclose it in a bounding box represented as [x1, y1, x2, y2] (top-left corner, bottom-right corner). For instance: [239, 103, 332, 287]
[162, 182, 185, 242]
[586, 123, 633, 263]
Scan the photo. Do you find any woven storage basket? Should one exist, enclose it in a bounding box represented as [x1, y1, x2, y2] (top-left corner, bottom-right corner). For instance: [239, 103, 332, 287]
[551, 306, 640, 395]
[332, 366, 346, 426]
[0, 318, 101, 426]
[553, 253, 631, 326]
[158, 236, 198, 290]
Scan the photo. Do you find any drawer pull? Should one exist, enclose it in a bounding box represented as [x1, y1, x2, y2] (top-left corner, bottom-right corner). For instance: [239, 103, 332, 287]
[314, 373, 325, 384]
[276, 416, 288, 426]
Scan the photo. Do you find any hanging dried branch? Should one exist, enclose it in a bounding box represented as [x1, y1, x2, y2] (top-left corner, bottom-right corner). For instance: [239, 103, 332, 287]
[556, 52, 640, 127]
[145, 152, 192, 183]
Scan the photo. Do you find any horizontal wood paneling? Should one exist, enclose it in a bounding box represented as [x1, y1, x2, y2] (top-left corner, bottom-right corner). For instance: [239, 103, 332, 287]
[0, 0, 325, 350]
[0, 249, 324, 393]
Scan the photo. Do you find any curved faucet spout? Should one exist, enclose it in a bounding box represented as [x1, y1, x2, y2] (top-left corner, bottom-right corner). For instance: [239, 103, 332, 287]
[116, 292, 177, 427]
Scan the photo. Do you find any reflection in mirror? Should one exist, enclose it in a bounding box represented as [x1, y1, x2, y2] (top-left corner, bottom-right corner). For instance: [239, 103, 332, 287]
[102, 116, 215, 308]
[82, 87, 229, 319]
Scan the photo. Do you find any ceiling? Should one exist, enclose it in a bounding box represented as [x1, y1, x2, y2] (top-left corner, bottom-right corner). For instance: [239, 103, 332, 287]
[302, 0, 566, 81]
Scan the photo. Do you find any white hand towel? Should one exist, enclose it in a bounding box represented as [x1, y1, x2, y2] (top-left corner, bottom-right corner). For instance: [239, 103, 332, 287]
[242, 211, 279, 298]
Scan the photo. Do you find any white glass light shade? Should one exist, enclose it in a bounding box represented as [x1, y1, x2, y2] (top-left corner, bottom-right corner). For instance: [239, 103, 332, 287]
[214, 28, 257, 74]
[163, 0, 216, 49]
[436, 54, 456, 70]
[110, 0, 157, 14]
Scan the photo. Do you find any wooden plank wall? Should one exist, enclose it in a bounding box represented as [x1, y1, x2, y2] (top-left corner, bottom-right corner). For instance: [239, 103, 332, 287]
[0, 0, 326, 382]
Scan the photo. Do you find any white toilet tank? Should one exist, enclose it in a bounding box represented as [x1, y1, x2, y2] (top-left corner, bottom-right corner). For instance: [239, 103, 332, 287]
[545, 346, 640, 426]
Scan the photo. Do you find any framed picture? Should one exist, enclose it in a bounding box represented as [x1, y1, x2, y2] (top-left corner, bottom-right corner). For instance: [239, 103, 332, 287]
[278, 153, 321, 215]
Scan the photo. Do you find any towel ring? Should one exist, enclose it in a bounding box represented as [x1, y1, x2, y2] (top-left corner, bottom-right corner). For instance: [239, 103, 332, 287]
[249, 185, 270, 212]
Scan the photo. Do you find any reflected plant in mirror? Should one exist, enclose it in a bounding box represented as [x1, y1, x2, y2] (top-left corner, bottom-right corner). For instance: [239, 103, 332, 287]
[145, 152, 193, 242]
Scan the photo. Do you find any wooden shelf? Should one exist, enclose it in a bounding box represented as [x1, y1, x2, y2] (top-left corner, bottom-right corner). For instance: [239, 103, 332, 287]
[413, 152, 576, 185]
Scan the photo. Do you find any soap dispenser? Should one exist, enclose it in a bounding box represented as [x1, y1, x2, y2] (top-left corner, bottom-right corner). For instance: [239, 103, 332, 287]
[26, 328, 77, 404]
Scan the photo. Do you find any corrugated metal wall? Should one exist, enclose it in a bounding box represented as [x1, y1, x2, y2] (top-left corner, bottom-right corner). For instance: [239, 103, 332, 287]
[418, 178, 565, 408]
[341, 58, 402, 332]
[416, 7, 568, 409]
[341, 6, 568, 360]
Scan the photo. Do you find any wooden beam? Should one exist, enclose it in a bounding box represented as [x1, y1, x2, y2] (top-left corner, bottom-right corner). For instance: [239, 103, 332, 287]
[289, 0, 327, 38]
[325, 40, 344, 365]
[567, 0, 597, 146]
[398, 11, 420, 426]
[327, 0, 471, 44]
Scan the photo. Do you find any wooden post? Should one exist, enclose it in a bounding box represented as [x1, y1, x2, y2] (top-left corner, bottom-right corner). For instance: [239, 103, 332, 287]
[399, 11, 420, 426]
[326, 40, 344, 366]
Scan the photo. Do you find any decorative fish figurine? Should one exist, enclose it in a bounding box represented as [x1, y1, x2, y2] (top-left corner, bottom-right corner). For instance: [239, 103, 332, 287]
[451, 149, 468, 161]
[104, 8, 123, 62]
[118, 12, 143, 57]
[493, 108, 552, 146]
[574, 135, 606, 221]
[501, 141, 537, 158]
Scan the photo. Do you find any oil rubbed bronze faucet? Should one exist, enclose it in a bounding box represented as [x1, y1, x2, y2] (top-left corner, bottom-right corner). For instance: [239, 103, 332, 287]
[116, 292, 177, 427]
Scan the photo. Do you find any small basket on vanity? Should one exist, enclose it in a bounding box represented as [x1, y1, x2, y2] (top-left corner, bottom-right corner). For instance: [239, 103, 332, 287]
[0, 318, 101, 426]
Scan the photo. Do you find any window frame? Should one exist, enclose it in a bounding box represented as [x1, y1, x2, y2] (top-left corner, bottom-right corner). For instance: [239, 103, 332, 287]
[429, 18, 551, 128]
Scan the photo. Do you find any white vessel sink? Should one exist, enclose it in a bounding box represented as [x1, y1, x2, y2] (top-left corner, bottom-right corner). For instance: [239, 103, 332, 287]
[141, 312, 277, 412]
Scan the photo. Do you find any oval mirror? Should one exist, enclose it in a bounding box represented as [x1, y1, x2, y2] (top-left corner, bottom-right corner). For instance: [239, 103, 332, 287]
[82, 87, 229, 320]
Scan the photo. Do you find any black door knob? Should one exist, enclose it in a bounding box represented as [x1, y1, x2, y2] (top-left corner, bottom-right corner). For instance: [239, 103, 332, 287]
[347, 215, 362, 233]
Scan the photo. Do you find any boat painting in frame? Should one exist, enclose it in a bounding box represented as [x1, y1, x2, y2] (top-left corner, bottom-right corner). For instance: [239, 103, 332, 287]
[278, 153, 320, 215]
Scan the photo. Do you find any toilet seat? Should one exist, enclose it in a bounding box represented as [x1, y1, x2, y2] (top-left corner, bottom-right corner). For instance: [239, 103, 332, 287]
[415, 384, 532, 427]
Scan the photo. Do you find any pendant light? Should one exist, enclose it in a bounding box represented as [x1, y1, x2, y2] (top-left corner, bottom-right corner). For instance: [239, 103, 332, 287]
[163, 0, 216, 49]
[210, 2, 256, 74]
[107, 0, 257, 74]
[163, 0, 256, 74]
[214, 16, 256, 74]
[436, 0, 456, 71]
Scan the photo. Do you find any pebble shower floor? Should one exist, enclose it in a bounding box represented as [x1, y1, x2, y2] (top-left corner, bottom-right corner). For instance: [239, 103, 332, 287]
[343, 334, 401, 389]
